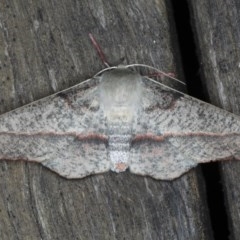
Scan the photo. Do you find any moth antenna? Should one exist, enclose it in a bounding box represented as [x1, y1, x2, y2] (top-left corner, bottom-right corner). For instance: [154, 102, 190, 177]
[145, 76, 186, 95]
[93, 66, 118, 77]
[89, 33, 110, 68]
[89, 34, 185, 86]
[126, 63, 186, 86]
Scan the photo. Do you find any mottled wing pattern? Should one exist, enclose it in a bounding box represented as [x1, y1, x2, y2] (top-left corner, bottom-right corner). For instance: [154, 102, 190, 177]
[0, 78, 109, 178]
[130, 77, 240, 180]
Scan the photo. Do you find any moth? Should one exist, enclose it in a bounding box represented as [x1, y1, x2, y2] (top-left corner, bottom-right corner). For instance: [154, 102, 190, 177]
[0, 63, 240, 180]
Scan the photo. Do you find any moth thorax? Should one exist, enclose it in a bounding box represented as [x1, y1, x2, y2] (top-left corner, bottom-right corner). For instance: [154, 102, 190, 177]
[105, 107, 133, 123]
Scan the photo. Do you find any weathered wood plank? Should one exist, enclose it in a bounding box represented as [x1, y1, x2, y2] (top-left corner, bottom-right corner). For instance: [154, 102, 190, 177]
[0, 0, 213, 239]
[188, 0, 240, 239]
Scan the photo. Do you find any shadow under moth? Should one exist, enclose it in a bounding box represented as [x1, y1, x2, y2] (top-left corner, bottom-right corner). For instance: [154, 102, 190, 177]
[0, 64, 240, 180]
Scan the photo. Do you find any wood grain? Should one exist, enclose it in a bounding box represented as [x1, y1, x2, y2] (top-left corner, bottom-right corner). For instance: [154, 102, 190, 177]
[0, 0, 213, 239]
[188, 0, 240, 239]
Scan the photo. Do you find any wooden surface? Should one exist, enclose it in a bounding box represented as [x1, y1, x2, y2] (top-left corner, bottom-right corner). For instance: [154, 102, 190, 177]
[0, 0, 229, 239]
[188, 0, 240, 239]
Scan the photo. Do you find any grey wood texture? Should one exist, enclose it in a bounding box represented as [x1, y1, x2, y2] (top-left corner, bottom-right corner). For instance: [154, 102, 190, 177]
[188, 0, 240, 239]
[0, 0, 214, 239]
